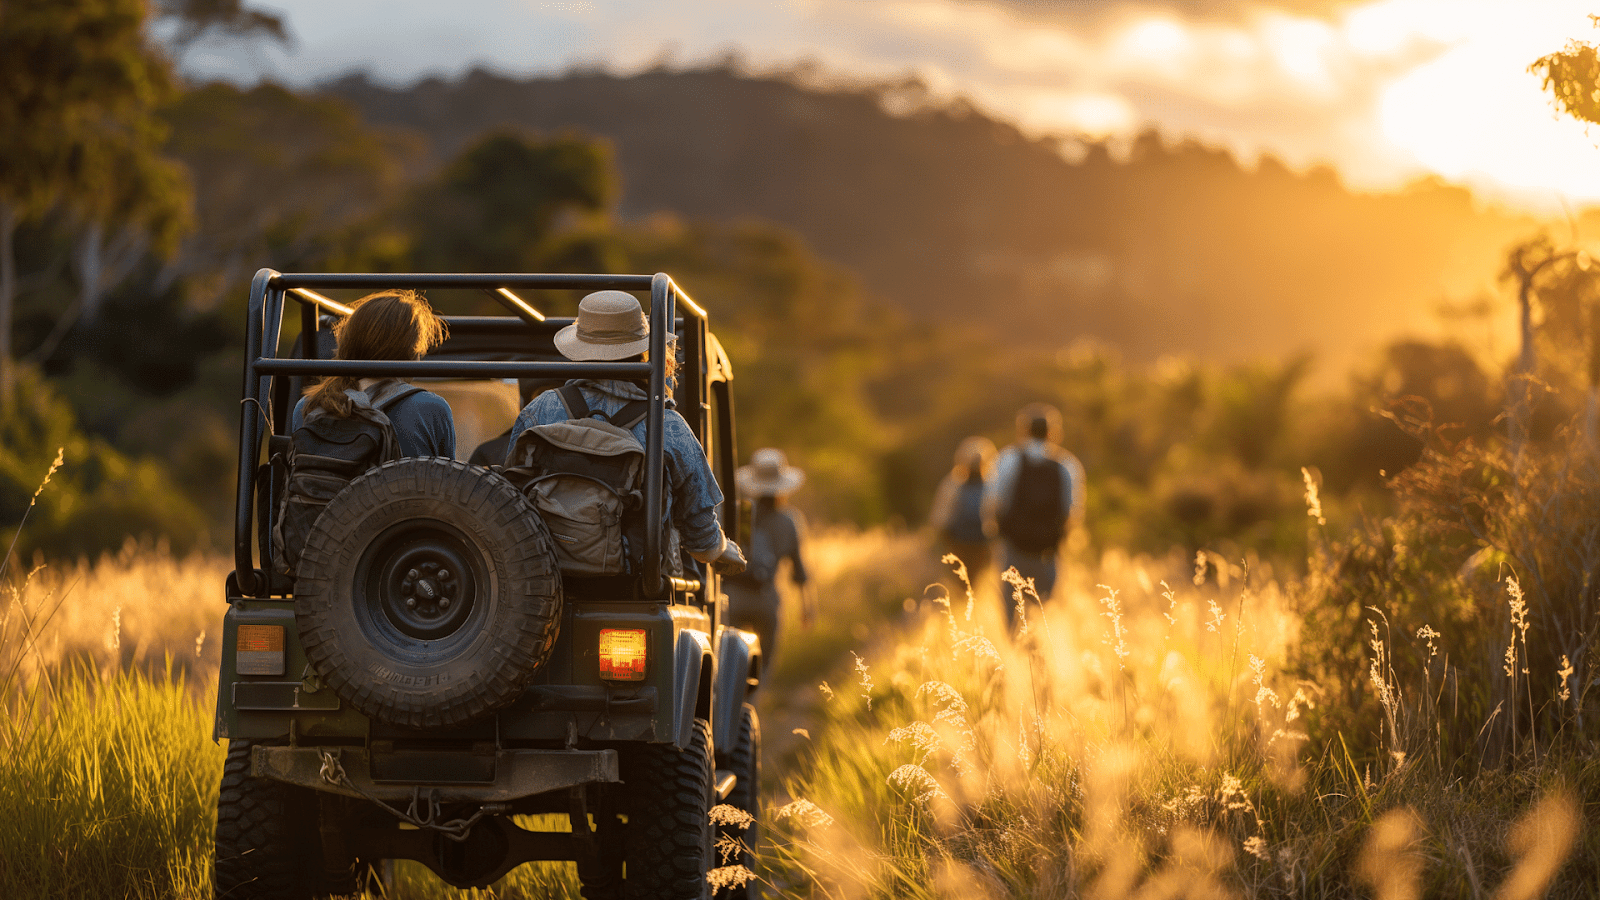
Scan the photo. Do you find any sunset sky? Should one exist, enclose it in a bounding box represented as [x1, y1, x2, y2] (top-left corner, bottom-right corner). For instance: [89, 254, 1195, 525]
[183, 0, 1600, 211]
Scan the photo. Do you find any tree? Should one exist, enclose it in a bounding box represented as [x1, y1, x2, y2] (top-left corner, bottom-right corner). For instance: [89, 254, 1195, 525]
[154, 0, 290, 62]
[0, 0, 192, 404]
[1532, 22, 1600, 126]
[158, 83, 413, 306]
[406, 131, 617, 273]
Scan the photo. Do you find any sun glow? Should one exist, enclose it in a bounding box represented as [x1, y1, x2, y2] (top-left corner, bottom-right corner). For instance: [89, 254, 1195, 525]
[1365, 0, 1600, 205]
[182, 0, 1600, 210]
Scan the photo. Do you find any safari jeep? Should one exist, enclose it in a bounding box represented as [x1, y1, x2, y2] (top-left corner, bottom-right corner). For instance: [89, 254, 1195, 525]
[213, 271, 762, 899]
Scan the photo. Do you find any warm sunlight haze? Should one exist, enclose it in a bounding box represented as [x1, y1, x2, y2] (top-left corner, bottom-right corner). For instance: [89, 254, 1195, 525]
[13, 0, 1600, 896]
[182, 0, 1600, 210]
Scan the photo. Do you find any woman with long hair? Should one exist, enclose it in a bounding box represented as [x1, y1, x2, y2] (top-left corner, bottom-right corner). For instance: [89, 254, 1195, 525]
[294, 290, 456, 458]
[929, 435, 996, 581]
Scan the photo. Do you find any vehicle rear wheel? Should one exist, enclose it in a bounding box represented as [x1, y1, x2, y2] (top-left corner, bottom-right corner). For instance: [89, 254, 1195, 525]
[621, 720, 715, 900]
[715, 703, 761, 899]
[295, 458, 563, 728]
[214, 740, 319, 900]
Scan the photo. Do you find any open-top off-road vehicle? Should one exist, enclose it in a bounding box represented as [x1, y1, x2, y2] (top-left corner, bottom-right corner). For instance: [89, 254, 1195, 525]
[213, 271, 762, 899]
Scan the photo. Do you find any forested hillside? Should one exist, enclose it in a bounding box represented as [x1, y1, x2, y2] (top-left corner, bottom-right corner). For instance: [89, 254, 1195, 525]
[330, 66, 1542, 365]
[3, 63, 1582, 560]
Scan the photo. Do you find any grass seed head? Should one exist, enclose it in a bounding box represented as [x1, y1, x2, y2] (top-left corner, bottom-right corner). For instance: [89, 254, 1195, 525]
[773, 798, 834, 828]
[1497, 790, 1580, 900]
[706, 864, 757, 891]
[1356, 807, 1424, 900]
[709, 803, 756, 829]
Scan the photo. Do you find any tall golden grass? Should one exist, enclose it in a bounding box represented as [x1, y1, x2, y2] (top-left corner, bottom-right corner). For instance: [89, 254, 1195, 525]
[0, 523, 941, 899]
[0, 535, 227, 898]
[0, 485, 1590, 897]
[762, 540, 1589, 899]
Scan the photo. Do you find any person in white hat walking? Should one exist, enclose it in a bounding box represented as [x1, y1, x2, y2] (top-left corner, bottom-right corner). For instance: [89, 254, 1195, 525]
[725, 447, 812, 673]
[506, 290, 746, 576]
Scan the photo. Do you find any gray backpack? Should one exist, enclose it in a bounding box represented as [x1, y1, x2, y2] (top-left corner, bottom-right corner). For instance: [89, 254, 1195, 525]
[272, 380, 422, 576]
[504, 386, 651, 576]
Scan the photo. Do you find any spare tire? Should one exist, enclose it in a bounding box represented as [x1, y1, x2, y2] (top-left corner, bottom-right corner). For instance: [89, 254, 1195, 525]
[295, 457, 562, 728]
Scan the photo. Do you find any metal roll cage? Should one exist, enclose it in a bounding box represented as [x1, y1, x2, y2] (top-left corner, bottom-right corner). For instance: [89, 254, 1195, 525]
[234, 270, 710, 599]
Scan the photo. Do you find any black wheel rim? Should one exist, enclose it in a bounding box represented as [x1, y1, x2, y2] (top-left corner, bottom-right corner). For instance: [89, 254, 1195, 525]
[352, 519, 492, 663]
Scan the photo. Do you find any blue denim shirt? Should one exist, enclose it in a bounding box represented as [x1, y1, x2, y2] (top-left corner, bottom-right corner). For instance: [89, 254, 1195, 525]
[508, 380, 728, 559]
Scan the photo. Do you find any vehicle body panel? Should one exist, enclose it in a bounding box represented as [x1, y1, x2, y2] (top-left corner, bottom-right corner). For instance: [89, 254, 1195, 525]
[216, 271, 758, 821]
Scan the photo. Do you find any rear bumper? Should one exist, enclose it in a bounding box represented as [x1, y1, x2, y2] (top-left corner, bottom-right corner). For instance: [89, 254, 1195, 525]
[252, 745, 619, 803]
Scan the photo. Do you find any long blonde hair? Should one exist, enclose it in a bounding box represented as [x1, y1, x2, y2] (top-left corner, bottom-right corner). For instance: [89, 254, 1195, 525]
[303, 290, 447, 416]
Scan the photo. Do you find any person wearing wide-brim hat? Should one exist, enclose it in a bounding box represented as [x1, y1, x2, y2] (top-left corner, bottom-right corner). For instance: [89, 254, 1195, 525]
[737, 447, 806, 498]
[506, 290, 747, 576]
[726, 448, 812, 674]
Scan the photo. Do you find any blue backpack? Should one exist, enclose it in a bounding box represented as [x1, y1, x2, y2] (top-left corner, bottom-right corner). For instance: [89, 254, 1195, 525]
[942, 474, 988, 544]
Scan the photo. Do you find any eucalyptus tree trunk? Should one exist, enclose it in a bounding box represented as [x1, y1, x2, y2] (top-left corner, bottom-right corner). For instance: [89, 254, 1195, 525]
[1510, 273, 1536, 460]
[76, 220, 104, 324]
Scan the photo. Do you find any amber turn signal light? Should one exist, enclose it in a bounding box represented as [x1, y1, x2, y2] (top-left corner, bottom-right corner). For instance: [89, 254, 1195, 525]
[236, 624, 286, 676]
[598, 628, 647, 681]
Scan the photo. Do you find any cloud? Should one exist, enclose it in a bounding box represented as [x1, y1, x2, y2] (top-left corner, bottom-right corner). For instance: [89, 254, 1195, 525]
[175, 0, 1600, 206]
[965, 0, 1370, 28]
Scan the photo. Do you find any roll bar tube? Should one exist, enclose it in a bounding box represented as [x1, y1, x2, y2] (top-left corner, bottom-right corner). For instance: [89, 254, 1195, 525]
[643, 274, 670, 597]
[232, 270, 712, 599]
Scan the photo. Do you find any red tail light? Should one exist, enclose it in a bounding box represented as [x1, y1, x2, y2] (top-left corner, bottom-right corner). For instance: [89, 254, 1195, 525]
[598, 629, 647, 681]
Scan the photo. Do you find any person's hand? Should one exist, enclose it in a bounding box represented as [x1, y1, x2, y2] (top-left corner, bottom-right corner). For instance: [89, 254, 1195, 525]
[712, 541, 748, 575]
[800, 585, 817, 628]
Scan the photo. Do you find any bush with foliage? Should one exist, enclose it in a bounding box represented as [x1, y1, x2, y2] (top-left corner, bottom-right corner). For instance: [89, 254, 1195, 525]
[0, 370, 207, 562]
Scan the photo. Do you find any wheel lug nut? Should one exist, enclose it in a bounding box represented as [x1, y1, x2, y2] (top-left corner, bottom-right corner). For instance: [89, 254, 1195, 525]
[405, 598, 417, 608]
[440, 598, 451, 610]
[438, 569, 450, 580]
[407, 569, 420, 580]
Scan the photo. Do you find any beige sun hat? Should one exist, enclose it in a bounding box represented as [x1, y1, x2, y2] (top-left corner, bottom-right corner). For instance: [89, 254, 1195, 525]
[553, 290, 650, 360]
[737, 448, 805, 498]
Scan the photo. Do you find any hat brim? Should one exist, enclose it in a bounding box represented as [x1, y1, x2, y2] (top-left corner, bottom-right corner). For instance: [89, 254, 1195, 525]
[737, 467, 805, 497]
[553, 323, 651, 361]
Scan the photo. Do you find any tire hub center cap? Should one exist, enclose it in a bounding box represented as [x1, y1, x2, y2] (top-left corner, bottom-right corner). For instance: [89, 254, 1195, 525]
[380, 545, 474, 639]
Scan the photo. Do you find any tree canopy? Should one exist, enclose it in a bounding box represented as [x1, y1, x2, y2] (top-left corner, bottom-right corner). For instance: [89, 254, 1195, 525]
[405, 131, 617, 273]
[1532, 21, 1600, 126]
[0, 0, 191, 401]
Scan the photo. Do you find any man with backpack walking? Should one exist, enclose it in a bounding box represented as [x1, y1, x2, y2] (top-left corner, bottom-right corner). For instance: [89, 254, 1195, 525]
[505, 290, 746, 579]
[985, 403, 1084, 628]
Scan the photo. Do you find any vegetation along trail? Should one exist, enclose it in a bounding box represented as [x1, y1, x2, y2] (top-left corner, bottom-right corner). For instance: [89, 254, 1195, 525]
[9, 1, 1600, 898]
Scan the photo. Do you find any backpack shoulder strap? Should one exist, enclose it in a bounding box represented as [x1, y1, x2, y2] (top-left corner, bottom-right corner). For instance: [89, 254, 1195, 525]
[369, 380, 425, 412]
[612, 400, 650, 430]
[558, 385, 591, 421]
[557, 384, 646, 429]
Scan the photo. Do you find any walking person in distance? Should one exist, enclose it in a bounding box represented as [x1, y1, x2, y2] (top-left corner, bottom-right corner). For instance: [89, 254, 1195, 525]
[724, 448, 812, 675]
[985, 403, 1084, 628]
[929, 435, 996, 585]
